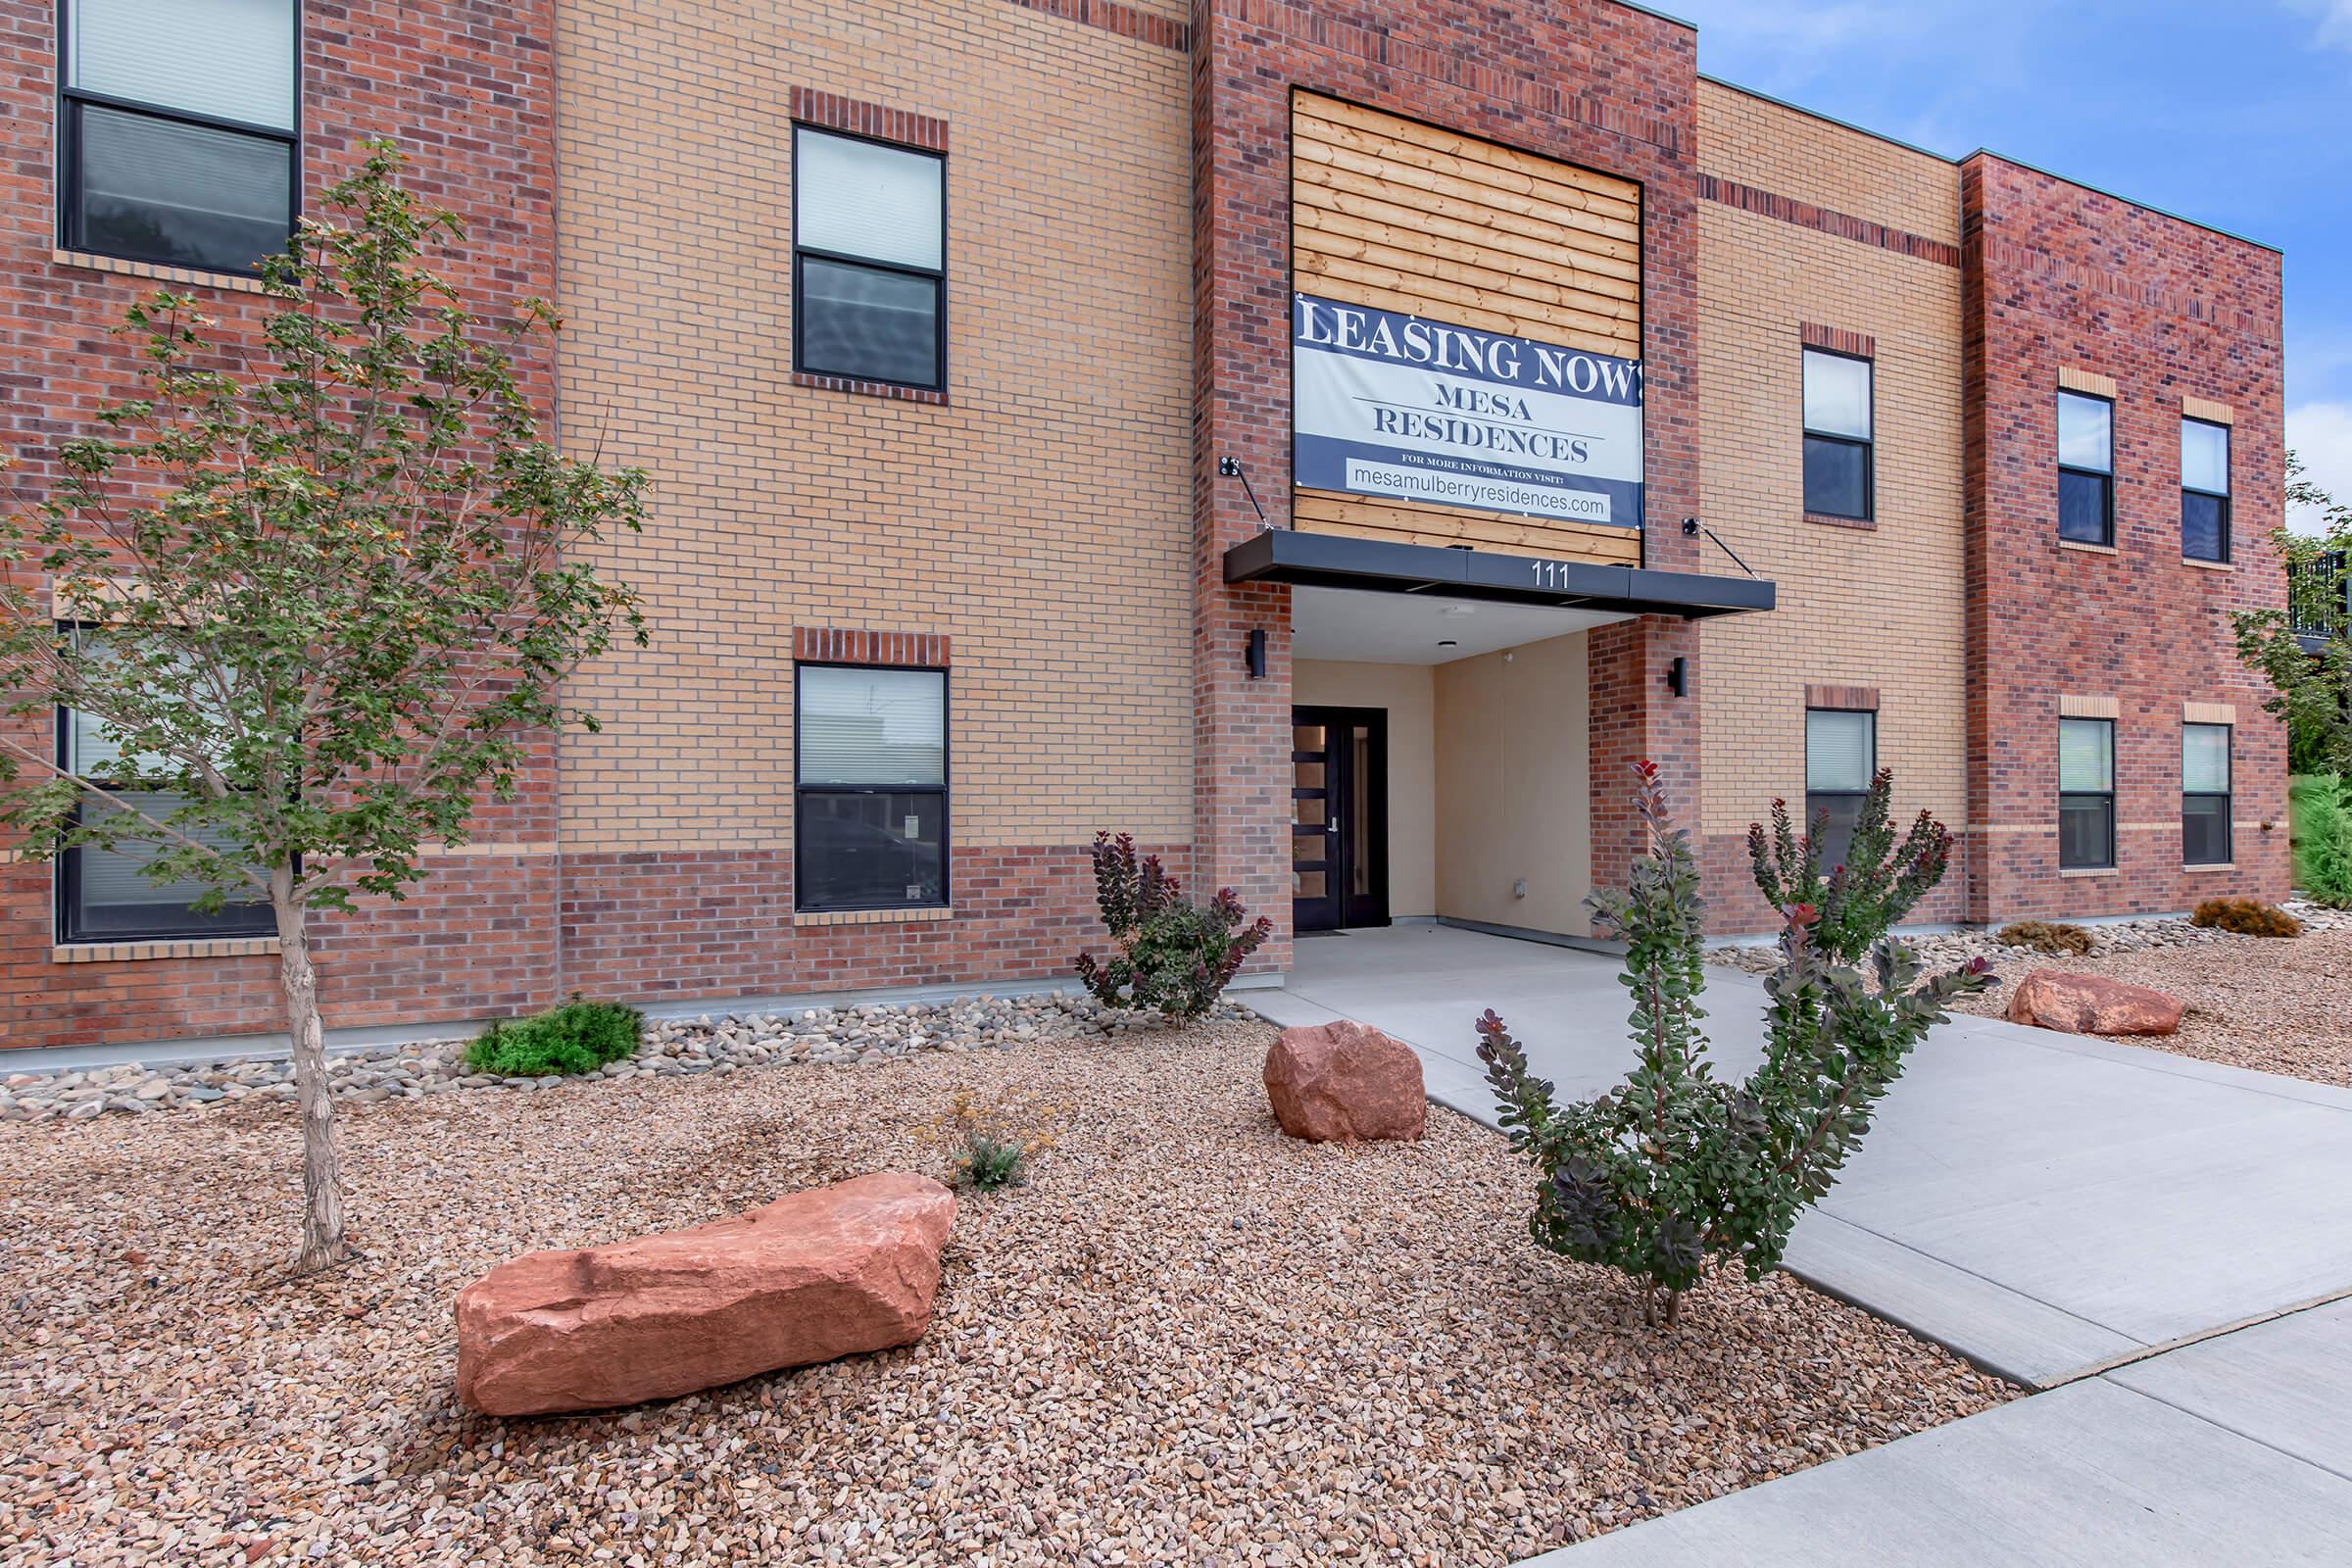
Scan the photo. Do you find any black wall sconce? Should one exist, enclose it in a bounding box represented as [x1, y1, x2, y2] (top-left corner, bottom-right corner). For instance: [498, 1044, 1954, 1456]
[1666, 656, 1688, 697]
[1245, 628, 1268, 680]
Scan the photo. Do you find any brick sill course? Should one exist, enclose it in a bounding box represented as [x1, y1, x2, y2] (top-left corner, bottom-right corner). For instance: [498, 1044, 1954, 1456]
[55, 936, 280, 964]
[1804, 511, 1877, 531]
[2181, 557, 2233, 572]
[790, 370, 948, 407]
[54, 248, 269, 295]
[2055, 538, 2119, 556]
[794, 906, 955, 928]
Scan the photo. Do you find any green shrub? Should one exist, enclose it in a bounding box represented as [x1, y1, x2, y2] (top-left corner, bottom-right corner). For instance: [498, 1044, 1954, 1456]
[1073, 832, 1272, 1020]
[2189, 898, 2302, 938]
[465, 999, 645, 1076]
[1996, 919, 2094, 956]
[2290, 773, 2352, 908]
[1478, 761, 1990, 1327]
[1746, 769, 1955, 964]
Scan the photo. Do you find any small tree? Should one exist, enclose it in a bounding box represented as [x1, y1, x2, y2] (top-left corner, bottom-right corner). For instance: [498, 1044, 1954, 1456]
[0, 144, 647, 1272]
[1477, 761, 1990, 1326]
[1746, 768, 1953, 964]
[1073, 831, 1272, 1020]
[2234, 454, 2352, 777]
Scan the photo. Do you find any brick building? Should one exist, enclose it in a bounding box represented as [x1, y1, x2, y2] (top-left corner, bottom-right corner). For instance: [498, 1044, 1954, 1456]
[0, 0, 2287, 1051]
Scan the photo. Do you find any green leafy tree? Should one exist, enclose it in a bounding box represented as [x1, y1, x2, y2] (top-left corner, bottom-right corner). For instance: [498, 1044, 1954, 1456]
[0, 144, 647, 1272]
[2234, 453, 2351, 776]
[2290, 773, 2352, 907]
[1477, 761, 1990, 1327]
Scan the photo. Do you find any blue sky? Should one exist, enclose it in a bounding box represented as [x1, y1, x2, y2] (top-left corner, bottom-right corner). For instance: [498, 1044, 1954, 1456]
[1666, 0, 2350, 528]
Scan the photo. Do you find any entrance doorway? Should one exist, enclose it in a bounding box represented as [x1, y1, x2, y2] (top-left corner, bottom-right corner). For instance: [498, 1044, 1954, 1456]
[1291, 706, 1389, 932]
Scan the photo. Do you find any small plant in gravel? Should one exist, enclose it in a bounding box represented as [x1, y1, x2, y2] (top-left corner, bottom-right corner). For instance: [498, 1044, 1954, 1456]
[465, 999, 645, 1077]
[1747, 769, 1953, 964]
[919, 1088, 1063, 1191]
[2189, 898, 2303, 938]
[1478, 760, 1992, 1327]
[1073, 831, 1272, 1021]
[1996, 919, 2094, 956]
[2290, 774, 2352, 908]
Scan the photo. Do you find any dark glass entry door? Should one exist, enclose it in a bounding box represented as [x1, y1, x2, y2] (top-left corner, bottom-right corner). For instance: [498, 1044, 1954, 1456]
[1292, 706, 1389, 933]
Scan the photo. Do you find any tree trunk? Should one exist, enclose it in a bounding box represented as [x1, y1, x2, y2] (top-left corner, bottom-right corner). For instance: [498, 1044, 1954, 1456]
[273, 867, 346, 1273]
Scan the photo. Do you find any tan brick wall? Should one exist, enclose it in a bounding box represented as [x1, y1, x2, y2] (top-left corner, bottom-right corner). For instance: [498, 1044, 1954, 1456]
[1693, 86, 1969, 929]
[1695, 79, 1959, 247]
[553, 0, 1195, 857]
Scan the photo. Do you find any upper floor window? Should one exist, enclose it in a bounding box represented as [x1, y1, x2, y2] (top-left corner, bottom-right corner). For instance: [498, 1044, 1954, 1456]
[2180, 418, 2230, 564]
[793, 125, 945, 392]
[2057, 391, 2114, 546]
[2058, 716, 2116, 870]
[60, 0, 299, 275]
[795, 663, 949, 912]
[1801, 349, 1873, 521]
[1805, 707, 1877, 872]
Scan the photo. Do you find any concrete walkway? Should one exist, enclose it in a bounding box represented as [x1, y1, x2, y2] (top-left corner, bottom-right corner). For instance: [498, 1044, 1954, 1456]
[1523, 1296, 2352, 1566]
[1256, 924, 2352, 1563]
[1255, 923, 2352, 1388]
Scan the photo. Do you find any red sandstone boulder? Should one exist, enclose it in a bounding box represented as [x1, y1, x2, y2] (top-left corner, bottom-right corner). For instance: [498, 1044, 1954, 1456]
[1264, 1020, 1427, 1143]
[456, 1172, 956, 1417]
[2004, 970, 2183, 1037]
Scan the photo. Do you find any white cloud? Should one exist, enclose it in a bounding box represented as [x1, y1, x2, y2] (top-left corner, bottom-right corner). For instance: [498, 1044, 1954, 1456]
[2290, 0, 2352, 51]
[2287, 402, 2352, 533]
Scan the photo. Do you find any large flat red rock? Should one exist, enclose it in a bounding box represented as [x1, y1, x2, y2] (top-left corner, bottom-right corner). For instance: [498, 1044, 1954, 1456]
[2004, 969, 2182, 1037]
[456, 1171, 956, 1417]
[1264, 1019, 1427, 1143]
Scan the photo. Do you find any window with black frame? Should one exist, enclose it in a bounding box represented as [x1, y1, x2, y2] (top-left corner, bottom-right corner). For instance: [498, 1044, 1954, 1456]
[2182, 722, 2231, 866]
[2058, 716, 2116, 870]
[2057, 390, 2115, 546]
[1805, 707, 1876, 872]
[56, 703, 271, 943]
[792, 125, 945, 391]
[795, 664, 948, 912]
[1801, 348, 1873, 520]
[59, 0, 299, 275]
[2180, 417, 2230, 563]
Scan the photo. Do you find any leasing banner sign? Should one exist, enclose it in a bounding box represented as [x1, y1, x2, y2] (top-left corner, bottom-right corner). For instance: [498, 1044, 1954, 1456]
[1291, 293, 1643, 530]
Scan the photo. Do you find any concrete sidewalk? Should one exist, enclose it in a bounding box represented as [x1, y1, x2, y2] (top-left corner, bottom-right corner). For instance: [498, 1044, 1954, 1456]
[1523, 1296, 2352, 1566]
[1255, 923, 2352, 1388]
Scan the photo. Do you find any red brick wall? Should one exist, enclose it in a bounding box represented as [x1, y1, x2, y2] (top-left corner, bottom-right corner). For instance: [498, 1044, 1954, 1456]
[1961, 154, 2289, 922]
[1189, 0, 1707, 956]
[0, 0, 561, 1049]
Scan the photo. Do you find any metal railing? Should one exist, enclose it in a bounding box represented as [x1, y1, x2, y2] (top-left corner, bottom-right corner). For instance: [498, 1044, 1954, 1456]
[2289, 551, 2349, 642]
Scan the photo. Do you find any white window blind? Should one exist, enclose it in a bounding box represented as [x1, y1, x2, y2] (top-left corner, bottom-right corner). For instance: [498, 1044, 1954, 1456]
[2181, 420, 2230, 496]
[1805, 710, 1875, 793]
[74, 790, 253, 908]
[798, 666, 945, 787]
[795, 127, 943, 272]
[2058, 392, 2112, 472]
[72, 0, 296, 130]
[2060, 718, 2113, 792]
[1801, 351, 1871, 440]
[2182, 724, 2230, 794]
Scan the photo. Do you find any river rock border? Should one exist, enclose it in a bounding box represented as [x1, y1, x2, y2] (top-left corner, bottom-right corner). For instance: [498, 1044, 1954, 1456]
[1707, 898, 2352, 975]
[0, 992, 1260, 1123]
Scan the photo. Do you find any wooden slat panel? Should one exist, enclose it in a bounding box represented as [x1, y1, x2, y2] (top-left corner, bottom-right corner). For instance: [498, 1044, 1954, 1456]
[1296, 252, 1640, 357]
[1295, 218, 1639, 326]
[1295, 200, 1640, 302]
[1294, 136, 1641, 256]
[1298, 97, 1642, 224]
[1294, 489, 1641, 564]
[1293, 163, 1642, 281]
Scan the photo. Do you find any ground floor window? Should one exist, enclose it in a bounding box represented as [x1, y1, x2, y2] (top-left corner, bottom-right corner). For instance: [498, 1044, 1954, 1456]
[2182, 722, 2231, 865]
[56, 705, 271, 942]
[794, 663, 948, 911]
[1805, 707, 1876, 872]
[2059, 716, 2116, 869]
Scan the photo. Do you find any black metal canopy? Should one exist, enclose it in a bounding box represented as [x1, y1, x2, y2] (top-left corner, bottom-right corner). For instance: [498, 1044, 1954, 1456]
[1222, 528, 1776, 618]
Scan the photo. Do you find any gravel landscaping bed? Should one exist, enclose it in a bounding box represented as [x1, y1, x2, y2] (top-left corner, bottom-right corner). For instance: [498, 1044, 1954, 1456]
[0, 991, 1237, 1122]
[1712, 901, 2352, 1089]
[1939, 925, 2352, 1089]
[0, 1019, 2009, 1566]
